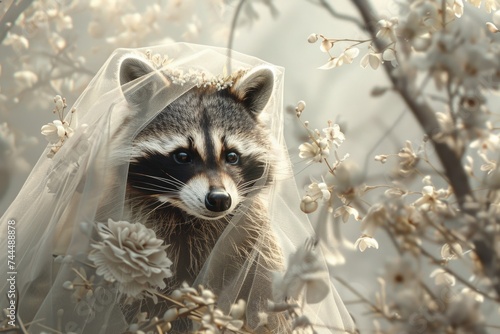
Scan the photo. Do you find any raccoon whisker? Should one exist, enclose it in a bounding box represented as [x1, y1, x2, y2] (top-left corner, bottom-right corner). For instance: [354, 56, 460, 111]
[145, 200, 171, 218]
[129, 172, 187, 188]
[236, 176, 268, 190]
[131, 185, 177, 195]
[133, 181, 177, 192]
[237, 184, 267, 196]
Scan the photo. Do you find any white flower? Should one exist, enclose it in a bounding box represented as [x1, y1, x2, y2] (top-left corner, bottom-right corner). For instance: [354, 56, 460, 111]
[273, 239, 330, 304]
[413, 180, 450, 214]
[398, 140, 420, 173]
[322, 123, 345, 147]
[376, 18, 398, 42]
[306, 182, 331, 202]
[3, 32, 29, 52]
[298, 138, 329, 162]
[383, 257, 417, 289]
[307, 33, 318, 43]
[202, 308, 244, 332]
[13, 70, 38, 90]
[441, 243, 463, 260]
[382, 48, 396, 62]
[360, 52, 382, 69]
[334, 205, 361, 223]
[451, 0, 464, 17]
[88, 219, 172, 298]
[41, 120, 73, 144]
[430, 268, 456, 286]
[354, 235, 379, 252]
[470, 132, 500, 151]
[318, 48, 360, 69]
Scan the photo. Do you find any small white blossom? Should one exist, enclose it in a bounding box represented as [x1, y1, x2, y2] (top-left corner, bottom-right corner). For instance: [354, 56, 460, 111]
[470, 124, 500, 151]
[88, 219, 173, 298]
[376, 18, 398, 41]
[334, 205, 361, 223]
[320, 39, 334, 52]
[383, 257, 418, 289]
[441, 243, 463, 260]
[14, 70, 38, 90]
[306, 182, 331, 202]
[322, 123, 345, 147]
[413, 178, 450, 214]
[298, 138, 329, 162]
[478, 151, 497, 174]
[430, 268, 456, 286]
[382, 48, 396, 62]
[307, 33, 318, 43]
[273, 239, 330, 304]
[487, 22, 499, 33]
[3, 32, 29, 52]
[374, 154, 388, 163]
[451, 0, 464, 17]
[354, 235, 379, 252]
[318, 48, 360, 69]
[398, 140, 420, 174]
[360, 52, 382, 69]
[41, 120, 73, 144]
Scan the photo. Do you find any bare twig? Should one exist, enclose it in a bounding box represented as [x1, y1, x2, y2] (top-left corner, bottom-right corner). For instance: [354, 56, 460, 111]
[313, 0, 364, 31]
[0, 0, 35, 44]
[226, 0, 247, 74]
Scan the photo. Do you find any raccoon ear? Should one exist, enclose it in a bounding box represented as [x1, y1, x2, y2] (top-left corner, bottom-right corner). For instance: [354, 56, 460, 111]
[231, 66, 274, 116]
[118, 55, 169, 106]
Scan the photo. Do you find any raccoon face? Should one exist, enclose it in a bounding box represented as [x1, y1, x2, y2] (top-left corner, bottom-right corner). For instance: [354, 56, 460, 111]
[119, 56, 275, 221]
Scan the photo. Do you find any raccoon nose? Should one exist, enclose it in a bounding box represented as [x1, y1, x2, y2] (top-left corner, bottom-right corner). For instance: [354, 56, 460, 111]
[205, 188, 232, 212]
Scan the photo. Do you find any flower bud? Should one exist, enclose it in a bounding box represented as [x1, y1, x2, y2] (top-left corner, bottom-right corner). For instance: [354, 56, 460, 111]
[307, 33, 318, 43]
[296, 100, 306, 112]
[300, 195, 318, 214]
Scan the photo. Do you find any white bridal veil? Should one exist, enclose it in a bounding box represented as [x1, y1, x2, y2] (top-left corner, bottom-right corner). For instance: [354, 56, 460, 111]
[0, 43, 354, 333]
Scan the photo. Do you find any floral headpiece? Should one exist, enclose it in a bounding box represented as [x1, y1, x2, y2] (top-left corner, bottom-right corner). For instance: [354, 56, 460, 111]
[143, 49, 248, 91]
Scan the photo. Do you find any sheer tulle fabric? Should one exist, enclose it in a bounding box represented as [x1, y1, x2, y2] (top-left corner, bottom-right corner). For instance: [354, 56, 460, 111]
[0, 43, 354, 333]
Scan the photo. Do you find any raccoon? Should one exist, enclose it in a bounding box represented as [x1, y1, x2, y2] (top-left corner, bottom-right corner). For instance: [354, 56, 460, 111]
[117, 56, 287, 332]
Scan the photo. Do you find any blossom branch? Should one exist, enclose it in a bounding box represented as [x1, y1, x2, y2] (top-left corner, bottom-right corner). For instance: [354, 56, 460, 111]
[349, 0, 500, 300]
[350, 0, 473, 210]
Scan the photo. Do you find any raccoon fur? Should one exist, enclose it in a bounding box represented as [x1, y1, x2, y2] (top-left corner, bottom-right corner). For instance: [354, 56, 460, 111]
[116, 56, 288, 332]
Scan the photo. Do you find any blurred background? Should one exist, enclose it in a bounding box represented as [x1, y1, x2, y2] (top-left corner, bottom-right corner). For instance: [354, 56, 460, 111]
[0, 0, 429, 331]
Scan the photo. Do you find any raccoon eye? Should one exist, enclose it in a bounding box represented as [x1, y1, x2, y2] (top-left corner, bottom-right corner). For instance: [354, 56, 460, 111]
[173, 150, 192, 164]
[225, 151, 240, 165]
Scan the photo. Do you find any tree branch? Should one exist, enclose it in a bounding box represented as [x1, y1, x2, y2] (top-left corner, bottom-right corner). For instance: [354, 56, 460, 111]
[0, 0, 35, 44]
[313, 0, 364, 31]
[350, 0, 474, 210]
[350, 0, 500, 299]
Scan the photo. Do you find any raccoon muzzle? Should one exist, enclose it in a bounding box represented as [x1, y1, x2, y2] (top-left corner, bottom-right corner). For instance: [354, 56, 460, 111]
[205, 187, 232, 212]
